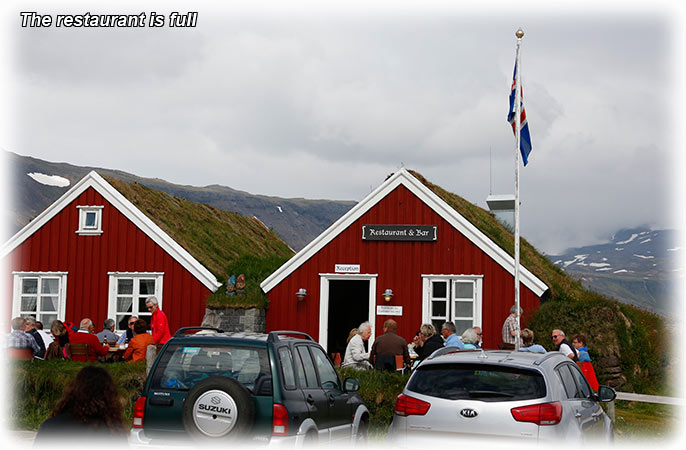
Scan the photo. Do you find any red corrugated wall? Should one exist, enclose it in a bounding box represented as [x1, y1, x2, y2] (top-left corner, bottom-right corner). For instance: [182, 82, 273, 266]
[4, 187, 212, 332]
[266, 184, 542, 348]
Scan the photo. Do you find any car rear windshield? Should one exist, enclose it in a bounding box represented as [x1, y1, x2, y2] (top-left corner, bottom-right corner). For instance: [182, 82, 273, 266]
[149, 344, 271, 395]
[407, 363, 546, 402]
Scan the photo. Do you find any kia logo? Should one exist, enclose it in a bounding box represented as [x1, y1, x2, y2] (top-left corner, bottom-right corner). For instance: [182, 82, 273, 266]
[460, 408, 478, 418]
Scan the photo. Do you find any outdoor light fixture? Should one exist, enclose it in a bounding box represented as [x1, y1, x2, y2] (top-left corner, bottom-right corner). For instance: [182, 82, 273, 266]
[296, 288, 307, 301]
[382, 289, 394, 302]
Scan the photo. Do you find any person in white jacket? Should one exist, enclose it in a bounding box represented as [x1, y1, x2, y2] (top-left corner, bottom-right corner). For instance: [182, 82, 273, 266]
[342, 321, 373, 370]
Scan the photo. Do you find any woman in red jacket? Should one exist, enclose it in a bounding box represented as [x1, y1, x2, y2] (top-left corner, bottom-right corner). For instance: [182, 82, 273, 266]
[145, 296, 171, 344]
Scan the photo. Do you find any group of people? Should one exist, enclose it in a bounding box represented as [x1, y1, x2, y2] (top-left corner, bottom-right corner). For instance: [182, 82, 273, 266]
[5, 296, 172, 364]
[341, 318, 485, 371]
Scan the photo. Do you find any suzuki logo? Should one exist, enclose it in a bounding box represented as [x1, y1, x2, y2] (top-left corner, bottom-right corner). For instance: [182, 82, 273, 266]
[210, 396, 221, 405]
[460, 408, 478, 418]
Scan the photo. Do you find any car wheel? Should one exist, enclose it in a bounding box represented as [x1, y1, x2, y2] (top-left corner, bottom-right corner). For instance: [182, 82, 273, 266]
[356, 417, 369, 444]
[182, 376, 255, 440]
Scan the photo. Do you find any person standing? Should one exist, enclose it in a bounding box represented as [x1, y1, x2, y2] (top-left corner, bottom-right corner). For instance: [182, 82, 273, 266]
[369, 319, 410, 371]
[552, 329, 578, 361]
[146, 296, 171, 344]
[342, 322, 373, 370]
[96, 318, 120, 344]
[501, 305, 522, 347]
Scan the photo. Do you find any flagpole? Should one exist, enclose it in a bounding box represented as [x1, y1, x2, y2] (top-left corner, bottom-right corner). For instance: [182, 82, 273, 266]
[514, 28, 524, 351]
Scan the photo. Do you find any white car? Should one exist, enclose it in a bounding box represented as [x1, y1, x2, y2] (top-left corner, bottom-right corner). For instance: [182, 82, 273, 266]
[388, 348, 616, 445]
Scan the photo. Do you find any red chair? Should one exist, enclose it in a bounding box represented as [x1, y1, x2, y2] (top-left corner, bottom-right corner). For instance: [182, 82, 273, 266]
[8, 348, 34, 360]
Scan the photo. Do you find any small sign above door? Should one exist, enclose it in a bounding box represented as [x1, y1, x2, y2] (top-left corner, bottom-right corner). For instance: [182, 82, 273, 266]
[335, 264, 360, 273]
[377, 305, 403, 316]
[362, 225, 437, 241]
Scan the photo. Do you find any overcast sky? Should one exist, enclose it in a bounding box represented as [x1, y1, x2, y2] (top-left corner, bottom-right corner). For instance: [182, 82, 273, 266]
[1, 1, 684, 255]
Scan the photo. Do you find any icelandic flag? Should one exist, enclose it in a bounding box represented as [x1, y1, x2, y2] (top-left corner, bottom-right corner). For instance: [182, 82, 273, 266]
[508, 61, 532, 166]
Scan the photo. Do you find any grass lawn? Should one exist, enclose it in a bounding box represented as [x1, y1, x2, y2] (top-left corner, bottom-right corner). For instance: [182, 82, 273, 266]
[613, 400, 683, 443]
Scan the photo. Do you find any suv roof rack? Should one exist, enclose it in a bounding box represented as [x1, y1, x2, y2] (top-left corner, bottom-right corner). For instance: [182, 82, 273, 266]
[267, 330, 315, 343]
[533, 352, 562, 365]
[173, 327, 224, 337]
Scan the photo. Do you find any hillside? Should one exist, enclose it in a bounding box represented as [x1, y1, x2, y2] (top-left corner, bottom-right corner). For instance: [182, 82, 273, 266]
[4, 151, 355, 251]
[412, 170, 670, 392]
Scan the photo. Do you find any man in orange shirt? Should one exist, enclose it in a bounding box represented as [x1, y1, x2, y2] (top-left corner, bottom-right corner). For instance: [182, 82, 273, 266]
[69, 318, 109, 362]
[123, 319, 156, 363]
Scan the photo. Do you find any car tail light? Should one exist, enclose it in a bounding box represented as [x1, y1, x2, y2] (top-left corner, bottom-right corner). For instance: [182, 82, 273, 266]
[272, 403, 289, 436]
[394, 393, 431, 417]
[132, 396, 147, 428]
[511, 401, 562, 426]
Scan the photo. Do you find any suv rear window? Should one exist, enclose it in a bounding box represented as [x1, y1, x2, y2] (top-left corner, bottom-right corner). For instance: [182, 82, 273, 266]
[407, 363, 546, 402]
[150, 344, 271, 395]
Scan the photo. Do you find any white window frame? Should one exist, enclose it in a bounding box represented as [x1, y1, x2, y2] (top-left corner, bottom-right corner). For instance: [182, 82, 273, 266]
[107, 272, 163, 333]
[76, 205, 104, 235]
[422, 274, 483, 335]
[12, 272, 68, 326]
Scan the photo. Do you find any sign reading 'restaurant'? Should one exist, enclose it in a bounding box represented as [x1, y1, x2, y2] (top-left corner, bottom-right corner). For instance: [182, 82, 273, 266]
[362, 225, 437, 241]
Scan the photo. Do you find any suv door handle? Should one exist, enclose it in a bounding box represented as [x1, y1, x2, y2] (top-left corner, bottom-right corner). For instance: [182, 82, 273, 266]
[574, 412, 582, 418]
[327, 393, 335, 404]
[306, 394, 315, 405]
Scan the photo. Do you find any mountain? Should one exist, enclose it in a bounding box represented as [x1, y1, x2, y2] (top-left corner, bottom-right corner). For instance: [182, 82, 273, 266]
[3, 151, 356, 251]
[547, 227, 683, 316]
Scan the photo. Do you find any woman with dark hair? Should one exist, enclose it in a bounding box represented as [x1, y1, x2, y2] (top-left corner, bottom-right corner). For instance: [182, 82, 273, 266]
[123, 318, 156, 363]
[34, 366, 127, 443]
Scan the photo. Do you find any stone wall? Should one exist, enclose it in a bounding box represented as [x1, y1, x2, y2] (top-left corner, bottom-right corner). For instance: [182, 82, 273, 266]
[207, 307, 266, 333]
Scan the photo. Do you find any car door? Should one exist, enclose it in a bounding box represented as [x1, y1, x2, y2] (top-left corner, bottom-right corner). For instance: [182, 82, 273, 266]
[567, 362, 607, 440]
[309, 344, 353, 441]
[293, 345, 329, 434]
[555, 363, 597, 436]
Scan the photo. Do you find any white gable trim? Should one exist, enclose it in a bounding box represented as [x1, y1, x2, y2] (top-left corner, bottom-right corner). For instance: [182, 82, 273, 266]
[261, 169, 548, 297]
[2, 171, 221, 292]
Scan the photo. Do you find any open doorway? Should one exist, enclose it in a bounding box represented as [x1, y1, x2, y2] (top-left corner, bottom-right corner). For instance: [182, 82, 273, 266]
[327, 279, 370, 357]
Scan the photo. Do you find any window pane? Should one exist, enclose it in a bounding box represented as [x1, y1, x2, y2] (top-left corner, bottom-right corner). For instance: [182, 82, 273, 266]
[21, 296, 37, 312]
[296, 346, 319, 388]
[455, 320, 472, 335]
[557, 366, 577, 399]
[116, 315, 130, 331]
[569, 365, 592, 399]
[41, 278, 60, 294]
[278, 348, 296, 390]
[42, 314, 57, 326]
[117, 279, 133, 295]
[85, 211, 97, 227]
[117, 297, 133, 313]
[41, 296, 58, 312]
[311, 346, 340, 391]
[454, 301, 473, 318]
[138, 297, 150, 313]
[454, 282, 473, 299]
[431, 300, 446, 317]
[432, 281, 447, 299]
[431, 319, 444, 333]
[139, 279, 156, 296]
[22, 279, 38, 295]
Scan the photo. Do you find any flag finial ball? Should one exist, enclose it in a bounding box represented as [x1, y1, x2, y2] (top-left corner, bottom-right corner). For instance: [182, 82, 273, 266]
[516, 28, 524, 38]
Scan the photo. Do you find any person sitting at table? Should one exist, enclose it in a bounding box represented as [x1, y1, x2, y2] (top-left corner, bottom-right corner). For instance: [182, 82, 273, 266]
[123, 319, 156, 363]
[96, 318, 120, 344]
[69, 318, 109, 362]
[117, 316, 138, 344]
[45, 320, 70, 360]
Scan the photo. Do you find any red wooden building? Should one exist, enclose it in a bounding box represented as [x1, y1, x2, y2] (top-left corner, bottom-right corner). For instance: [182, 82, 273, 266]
[2, 171, 221, 334]
[261, 169, 548, 354]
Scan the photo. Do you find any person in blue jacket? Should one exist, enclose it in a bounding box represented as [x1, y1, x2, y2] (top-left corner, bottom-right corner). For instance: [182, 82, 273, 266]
[519, 328, 546, 354]
[573, 334, 592, 362]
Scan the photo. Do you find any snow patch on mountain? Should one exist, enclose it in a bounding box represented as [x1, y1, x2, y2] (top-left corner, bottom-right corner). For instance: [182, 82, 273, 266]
[27, 172, 70, 187]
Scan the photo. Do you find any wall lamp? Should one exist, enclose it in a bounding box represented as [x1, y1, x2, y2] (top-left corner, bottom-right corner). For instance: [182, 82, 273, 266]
[382, 289, 394, 302]
[296, 288, 307, 301]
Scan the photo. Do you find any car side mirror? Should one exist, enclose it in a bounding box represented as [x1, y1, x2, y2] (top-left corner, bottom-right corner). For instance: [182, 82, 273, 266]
[596, 385, 617, 402]
[344, 377, 360, 392]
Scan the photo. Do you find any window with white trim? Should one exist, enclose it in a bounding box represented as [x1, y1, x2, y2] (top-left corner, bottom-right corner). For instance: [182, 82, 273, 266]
[76, 205, 103, 235]
[13, 272, 67, 325]
[108, 273, 163, 332]
[424, 275, 482, 335]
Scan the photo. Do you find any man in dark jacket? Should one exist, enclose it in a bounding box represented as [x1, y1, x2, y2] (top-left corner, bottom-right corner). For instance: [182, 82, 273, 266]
[368, 319, 410, 371]
[24, 316, 46, 359]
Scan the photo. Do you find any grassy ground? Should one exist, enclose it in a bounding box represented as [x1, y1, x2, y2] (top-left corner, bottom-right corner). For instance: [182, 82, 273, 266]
[613, 401, 683, 443]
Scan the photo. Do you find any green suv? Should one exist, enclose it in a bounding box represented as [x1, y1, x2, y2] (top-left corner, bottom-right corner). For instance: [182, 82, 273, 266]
[130, 328, 369, 446]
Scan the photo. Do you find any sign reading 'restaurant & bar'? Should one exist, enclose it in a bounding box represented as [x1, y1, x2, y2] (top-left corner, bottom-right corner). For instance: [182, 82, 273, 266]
[361, 225, 437, 242]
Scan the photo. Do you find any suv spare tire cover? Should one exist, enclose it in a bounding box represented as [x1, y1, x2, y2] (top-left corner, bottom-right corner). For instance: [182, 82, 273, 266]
[182, 376, 256, 440]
